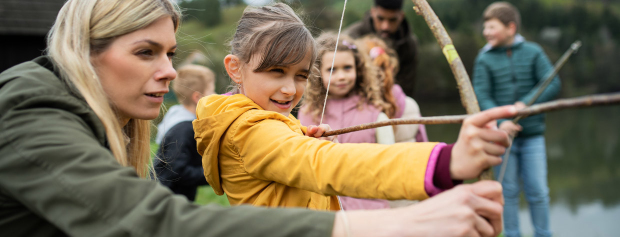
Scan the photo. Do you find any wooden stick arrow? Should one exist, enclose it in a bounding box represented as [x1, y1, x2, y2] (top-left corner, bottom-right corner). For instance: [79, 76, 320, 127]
[322, 92, 620, 136]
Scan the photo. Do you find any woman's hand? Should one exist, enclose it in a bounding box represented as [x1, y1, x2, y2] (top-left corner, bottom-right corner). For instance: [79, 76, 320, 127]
[451, 105, 517, 180]
[333, 181, 504, 237]
[306, 124, 338, 142]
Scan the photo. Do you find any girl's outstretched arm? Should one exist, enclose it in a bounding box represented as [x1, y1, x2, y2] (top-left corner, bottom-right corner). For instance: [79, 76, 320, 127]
[233, 114, 438, 201]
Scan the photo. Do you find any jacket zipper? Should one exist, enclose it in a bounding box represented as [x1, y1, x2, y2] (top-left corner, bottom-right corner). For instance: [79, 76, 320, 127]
[507, 48, 517, 102]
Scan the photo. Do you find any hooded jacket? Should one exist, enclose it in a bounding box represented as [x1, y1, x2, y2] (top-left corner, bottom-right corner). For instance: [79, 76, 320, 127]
[346, 12, 419, 97]
[194, 94, 441, 210]
[0, 57, 335, 237]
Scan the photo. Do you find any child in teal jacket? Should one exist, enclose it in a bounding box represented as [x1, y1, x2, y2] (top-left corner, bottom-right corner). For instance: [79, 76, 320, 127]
[472, 2, 560, 237]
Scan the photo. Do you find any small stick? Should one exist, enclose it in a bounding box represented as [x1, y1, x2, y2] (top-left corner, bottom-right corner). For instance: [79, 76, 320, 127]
[498, 41, 582, 183]
[322, 93, 620, 137]
[516, 40, 582, 123]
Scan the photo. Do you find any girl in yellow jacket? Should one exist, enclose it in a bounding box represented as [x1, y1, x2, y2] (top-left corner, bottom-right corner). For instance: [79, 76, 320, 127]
[193, 3, 515, 211]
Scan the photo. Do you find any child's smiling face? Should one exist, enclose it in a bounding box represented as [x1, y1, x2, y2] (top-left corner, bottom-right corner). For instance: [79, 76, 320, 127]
[483, 18, 516, 48]
[238, 51, 312, 117]
[320, 51, 357, 99]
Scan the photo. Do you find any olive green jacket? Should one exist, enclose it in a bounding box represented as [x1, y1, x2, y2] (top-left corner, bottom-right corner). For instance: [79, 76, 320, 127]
[0, 57, 335, 237]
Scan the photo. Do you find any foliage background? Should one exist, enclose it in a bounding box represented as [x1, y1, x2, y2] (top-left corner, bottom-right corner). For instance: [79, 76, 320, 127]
[173, 0, 620, 101]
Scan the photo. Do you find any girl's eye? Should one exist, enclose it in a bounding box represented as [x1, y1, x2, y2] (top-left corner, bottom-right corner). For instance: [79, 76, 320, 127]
[270, 68, 284, 73]
[344, 65, 353, 70]
[296, 74, 308, 80]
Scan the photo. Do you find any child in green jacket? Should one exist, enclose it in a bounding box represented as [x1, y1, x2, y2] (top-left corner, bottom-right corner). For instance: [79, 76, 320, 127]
[473, 2, 560, 237]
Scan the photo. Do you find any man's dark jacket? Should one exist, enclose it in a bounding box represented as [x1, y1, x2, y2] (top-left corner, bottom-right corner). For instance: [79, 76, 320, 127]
[346, 12, 419, 97]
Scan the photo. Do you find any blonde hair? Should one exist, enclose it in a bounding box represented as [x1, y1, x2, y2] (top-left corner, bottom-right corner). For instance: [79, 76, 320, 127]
[173, 64, 215, 106]
[357, 35, 399, 118]
[302, 33, 387, 123]
[47, 0, 181, 178]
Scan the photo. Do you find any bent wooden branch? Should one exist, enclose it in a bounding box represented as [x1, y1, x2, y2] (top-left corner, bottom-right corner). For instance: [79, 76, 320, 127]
[411, 0, 480, 115]
[410, 0, 491, 179]
[322, 93, 620, 137]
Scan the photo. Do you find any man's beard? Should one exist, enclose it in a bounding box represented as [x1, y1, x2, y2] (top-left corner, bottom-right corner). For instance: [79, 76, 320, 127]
[379, 30, 396, 39]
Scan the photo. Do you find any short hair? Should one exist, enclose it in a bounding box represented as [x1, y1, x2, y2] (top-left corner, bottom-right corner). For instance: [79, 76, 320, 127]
[374, 0, 403, 10]
[172, 64, 215, 106]
[483, 2, 521, 31]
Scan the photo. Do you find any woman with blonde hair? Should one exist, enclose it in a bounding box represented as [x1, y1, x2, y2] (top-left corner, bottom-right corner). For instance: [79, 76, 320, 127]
[0, 0, 506, 236]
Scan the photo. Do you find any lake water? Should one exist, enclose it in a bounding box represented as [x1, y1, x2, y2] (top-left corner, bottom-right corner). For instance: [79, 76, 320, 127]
[418, 99, 620, 237]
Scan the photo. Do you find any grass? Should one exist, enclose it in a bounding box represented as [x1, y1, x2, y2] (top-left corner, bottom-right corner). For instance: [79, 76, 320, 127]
[195, 185, 230, 206]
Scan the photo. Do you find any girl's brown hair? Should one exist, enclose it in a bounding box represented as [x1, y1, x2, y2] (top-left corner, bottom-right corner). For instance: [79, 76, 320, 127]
[357, 35, 399, 118]
[229, 3, 316, 76]
[302, 32, 387, 123]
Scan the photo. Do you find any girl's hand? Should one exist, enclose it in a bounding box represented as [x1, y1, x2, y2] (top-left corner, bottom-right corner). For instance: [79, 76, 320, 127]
[451, 106, 517, 180]
[306, 124, 339, 142]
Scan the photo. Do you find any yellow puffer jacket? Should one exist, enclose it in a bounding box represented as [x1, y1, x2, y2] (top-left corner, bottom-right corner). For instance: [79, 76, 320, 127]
[194, 94, 438, 210]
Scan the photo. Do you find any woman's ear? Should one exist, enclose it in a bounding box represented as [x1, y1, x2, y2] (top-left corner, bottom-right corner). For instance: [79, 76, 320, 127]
[224, 54, 242, 84]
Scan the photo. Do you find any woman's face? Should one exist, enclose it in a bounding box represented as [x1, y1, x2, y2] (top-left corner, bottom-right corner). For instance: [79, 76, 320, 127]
[320, 51, 357, 99]
[92, 16, 177, 124]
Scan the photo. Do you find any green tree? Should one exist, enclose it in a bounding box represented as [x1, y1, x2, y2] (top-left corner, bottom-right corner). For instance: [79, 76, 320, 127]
[180, 0, 222, 27]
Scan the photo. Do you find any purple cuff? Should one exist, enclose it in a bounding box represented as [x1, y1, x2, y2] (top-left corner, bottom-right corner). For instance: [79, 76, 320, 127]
[424, 143, 446, 196]
[424, 143, 462, 197]
[433, 144, 462, 191]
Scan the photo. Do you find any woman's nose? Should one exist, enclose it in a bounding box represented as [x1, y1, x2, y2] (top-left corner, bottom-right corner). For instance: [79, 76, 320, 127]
[155, 58, 177, 81]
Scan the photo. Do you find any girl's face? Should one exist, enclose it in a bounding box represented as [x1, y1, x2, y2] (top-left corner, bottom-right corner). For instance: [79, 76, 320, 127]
[92, 16, 177, 125]
[238, 51, 312, 117]
[320, 51, 356, 99]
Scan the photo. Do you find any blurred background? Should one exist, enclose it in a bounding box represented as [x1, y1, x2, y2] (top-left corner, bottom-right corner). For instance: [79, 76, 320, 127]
[1, 0, 619, 236]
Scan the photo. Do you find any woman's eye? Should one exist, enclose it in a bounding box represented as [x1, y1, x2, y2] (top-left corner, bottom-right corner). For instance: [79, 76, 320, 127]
[167, 52, 176, 60]
[137, 49, 154, 57]
[297, 74, 308, 79]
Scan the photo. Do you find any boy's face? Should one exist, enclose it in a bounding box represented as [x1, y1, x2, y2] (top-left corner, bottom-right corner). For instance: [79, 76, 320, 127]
[483, 18, 516, 48]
